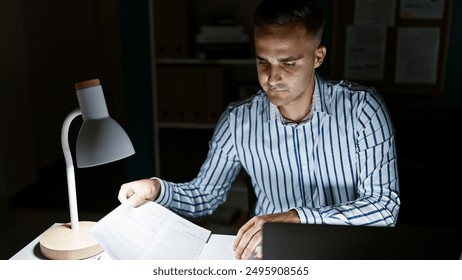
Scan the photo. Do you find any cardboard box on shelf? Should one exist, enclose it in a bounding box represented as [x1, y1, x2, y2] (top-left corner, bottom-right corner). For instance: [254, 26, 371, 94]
[153, 0, 190, 58]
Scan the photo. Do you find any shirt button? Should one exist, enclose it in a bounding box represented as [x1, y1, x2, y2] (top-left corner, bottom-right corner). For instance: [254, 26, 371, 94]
[302, 164, 307, 169]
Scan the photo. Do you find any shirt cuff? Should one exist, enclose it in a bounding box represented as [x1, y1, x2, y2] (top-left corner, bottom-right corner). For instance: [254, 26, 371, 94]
[292, 206, 324, 224]
[150, 177, 173, 207]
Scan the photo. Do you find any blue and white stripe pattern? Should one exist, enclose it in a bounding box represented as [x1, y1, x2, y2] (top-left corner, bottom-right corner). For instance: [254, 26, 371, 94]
[156, 74, 400, 226]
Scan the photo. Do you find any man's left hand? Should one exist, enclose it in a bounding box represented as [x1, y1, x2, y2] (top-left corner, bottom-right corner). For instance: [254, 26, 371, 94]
[232, 209, 300, 260]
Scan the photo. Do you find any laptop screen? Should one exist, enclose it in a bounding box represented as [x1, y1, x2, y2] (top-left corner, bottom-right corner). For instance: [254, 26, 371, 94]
[262, 223, 462, 260]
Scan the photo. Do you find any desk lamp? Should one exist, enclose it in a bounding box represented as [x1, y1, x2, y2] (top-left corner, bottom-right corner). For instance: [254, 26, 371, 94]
[39, 78, 135, 260]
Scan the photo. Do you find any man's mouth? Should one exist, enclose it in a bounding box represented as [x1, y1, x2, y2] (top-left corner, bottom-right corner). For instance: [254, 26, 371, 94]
[268, 87, 286, 93]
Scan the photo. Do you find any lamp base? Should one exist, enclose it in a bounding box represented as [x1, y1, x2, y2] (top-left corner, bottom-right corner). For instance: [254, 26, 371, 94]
[39, 221, 103, 260]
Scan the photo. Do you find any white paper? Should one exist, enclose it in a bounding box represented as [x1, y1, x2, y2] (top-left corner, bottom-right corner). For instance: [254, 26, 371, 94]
[90, 202, 211, 260]
[197, 234, 236, 260]
[85, 234, 236, 260]
[395, 27, 440, 84]
[344, 25, 387, 81]
[400, 0, 445, 19]
[354, 0, 396, 27]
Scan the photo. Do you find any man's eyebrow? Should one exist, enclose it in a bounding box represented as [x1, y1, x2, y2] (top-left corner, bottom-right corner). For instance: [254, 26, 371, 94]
[256, 55, 267, 61]
[255, 55, 304, 62]
[278, 55, 303, 62]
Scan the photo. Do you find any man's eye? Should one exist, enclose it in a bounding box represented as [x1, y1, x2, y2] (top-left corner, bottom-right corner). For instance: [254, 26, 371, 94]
[283, 62, 296, 67]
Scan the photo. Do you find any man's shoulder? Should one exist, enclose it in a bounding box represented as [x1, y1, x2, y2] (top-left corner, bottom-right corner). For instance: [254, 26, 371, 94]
[319, 76, 383, 105]
[227, 90, 267, 111]
[316, 75, 387, 115]
[320, 76, 377, 94]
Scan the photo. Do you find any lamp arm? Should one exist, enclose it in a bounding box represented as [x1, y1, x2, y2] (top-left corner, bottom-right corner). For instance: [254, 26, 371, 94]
[61, 108, 82, 230]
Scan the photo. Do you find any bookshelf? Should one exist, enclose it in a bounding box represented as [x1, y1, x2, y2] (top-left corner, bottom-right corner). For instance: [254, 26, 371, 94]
[149, 0, 260, 180]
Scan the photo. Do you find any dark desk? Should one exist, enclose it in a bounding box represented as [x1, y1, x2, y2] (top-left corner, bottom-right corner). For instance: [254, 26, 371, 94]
[262, 223, 462, 260]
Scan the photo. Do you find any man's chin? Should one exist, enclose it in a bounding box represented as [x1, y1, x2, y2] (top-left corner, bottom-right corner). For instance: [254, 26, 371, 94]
[267, 97, 287, 107]
[266, 92, 286, 104]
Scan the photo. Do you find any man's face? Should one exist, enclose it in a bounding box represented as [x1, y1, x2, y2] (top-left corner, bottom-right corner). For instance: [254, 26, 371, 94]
[254, 24, 326, 107]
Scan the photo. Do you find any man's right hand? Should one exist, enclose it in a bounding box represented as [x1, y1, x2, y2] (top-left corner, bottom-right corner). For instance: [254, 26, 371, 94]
[118, 178, 161, 207]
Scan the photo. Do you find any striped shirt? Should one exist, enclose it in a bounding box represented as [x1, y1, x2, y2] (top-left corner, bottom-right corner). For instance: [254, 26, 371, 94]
[156, 73, 400, 226]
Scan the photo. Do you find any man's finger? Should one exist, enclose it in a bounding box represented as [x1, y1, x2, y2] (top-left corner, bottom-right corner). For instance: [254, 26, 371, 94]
[241, 231, 263, 260]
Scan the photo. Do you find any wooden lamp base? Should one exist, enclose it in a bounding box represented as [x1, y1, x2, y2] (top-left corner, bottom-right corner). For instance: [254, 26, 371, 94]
[39, 221, 103, 260]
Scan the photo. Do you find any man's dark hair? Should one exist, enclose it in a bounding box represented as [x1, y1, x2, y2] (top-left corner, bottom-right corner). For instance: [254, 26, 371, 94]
[253, 0, 324, 40]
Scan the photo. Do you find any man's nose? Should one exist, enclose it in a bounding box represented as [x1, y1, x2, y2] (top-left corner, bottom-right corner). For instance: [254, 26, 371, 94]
[267, 66, 282, 86]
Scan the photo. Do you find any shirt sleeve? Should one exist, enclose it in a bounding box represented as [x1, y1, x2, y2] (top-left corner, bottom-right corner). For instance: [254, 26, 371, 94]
[153, 110, 242, 218]
[294, 90, 400, 226]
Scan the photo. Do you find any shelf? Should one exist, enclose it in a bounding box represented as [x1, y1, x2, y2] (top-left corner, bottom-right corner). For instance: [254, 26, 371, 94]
[156, 58, 255, 66]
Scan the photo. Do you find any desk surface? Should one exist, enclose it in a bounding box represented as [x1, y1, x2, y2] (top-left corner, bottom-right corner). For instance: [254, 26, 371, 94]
[10, 227, 236, 260]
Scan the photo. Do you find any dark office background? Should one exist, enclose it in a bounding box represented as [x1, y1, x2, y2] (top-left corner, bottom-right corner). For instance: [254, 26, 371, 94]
[0, 0, 461, 259]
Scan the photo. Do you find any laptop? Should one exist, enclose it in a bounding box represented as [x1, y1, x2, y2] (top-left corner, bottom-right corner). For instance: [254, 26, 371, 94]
[262, 223, 462, 260]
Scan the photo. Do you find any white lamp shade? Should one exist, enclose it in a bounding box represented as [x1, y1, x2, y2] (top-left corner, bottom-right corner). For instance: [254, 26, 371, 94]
[74, 78, 135, 168]
[76, 117, 135, 168]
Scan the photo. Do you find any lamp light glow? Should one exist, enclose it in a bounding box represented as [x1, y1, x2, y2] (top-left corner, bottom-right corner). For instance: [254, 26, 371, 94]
[39, 79, 135, 260]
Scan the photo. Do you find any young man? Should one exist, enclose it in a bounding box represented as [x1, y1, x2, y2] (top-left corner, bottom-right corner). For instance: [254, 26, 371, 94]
[118, 0, 400, 260]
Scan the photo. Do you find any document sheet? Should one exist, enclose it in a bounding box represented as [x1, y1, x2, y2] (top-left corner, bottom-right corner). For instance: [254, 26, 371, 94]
[90, 202, 211, 260]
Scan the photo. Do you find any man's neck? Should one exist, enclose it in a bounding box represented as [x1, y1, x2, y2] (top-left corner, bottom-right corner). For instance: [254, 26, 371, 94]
[278, 87, 314, 124]
[279, 102, 312, 124]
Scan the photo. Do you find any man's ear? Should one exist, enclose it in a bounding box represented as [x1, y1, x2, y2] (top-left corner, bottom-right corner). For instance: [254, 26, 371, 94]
[314, 45, 326, 68]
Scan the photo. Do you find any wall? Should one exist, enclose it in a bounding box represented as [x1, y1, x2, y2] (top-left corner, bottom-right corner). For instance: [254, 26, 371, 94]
[119, 0, 156, 180]
[0, 0, 131, 204]
[22, 0, 127, 168]
[444, 1, 462, 104]
[0, 1, 38, 202]
[385, 0, 462, 107]
[378, 1, 462, 225]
